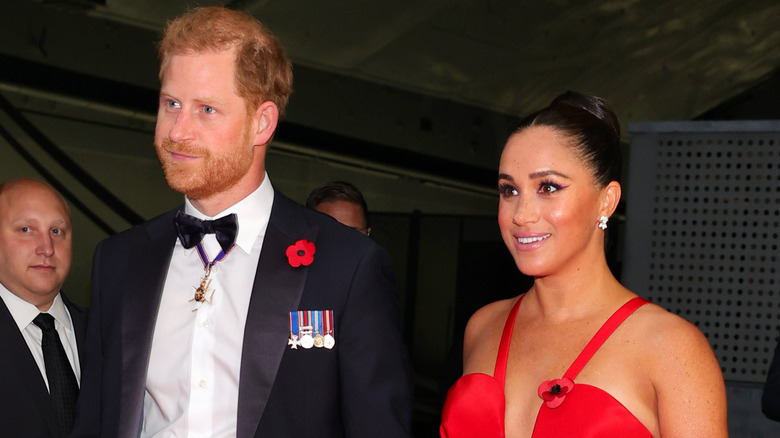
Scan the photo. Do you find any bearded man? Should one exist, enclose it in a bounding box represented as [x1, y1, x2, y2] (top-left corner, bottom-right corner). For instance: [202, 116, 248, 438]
[71, 7, 413, 438]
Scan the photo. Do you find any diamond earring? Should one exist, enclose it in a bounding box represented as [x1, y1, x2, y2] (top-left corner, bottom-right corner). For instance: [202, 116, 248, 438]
[598, 215, 609, 230]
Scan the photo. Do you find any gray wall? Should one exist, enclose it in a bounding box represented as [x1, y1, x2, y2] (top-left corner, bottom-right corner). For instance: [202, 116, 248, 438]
[624, 120, 780, 437]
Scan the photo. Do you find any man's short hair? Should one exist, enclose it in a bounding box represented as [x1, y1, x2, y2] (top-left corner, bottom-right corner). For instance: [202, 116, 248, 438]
[158, 6, 293, 117]
[306, 181, 370, 228]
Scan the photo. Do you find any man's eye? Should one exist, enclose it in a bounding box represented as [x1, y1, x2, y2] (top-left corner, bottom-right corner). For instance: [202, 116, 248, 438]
[20, 226, 30, 232]
[167, 100, 181, 109]
[51, 228, 62, 235]
[203, 106, 216, 114]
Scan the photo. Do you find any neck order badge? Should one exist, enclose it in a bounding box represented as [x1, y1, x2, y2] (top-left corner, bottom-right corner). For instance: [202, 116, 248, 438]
[174, 211, 238, 310]
[189, 242, 236, 311]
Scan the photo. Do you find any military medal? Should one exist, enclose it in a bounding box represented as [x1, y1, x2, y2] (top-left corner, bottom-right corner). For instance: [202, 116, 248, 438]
[323, 309, 335, 349]
[288, 311, 300, 349]
[299, 310, 314, 349]
[299, 326, 314, 349]
[324, 334, 335, 349]
[289, 310, 335, 350]
[312, 310, 324, 348]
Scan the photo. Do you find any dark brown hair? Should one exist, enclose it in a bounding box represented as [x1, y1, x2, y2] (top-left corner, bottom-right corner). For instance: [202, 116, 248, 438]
[513, 91, 622, 187]
[306, 181, 370, 228]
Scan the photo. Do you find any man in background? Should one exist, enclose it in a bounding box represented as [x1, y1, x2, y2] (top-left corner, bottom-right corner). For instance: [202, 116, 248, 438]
[0, 178, 86, 437]
[73, 6, 412, 438]
[307, 180, 371, 236]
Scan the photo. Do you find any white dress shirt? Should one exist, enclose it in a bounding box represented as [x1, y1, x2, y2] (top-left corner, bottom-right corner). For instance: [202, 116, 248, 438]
[142, 174, 274, 438]
[0, 284, 81, 389]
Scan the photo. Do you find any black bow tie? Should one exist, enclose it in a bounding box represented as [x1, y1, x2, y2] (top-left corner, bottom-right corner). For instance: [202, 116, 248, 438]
[174, 210, 238, 254]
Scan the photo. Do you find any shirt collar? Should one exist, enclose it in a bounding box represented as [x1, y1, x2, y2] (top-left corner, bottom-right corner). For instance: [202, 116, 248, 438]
[183, 172, 275, 254]
[0, 283, 70, 331]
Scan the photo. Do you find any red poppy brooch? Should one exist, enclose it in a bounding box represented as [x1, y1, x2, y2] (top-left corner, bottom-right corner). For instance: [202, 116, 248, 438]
[286, 239, 316, 267]
[538, 377, 574, 409]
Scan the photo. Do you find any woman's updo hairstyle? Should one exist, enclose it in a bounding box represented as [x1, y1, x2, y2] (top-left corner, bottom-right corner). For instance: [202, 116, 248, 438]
[513, 91, 622, 187]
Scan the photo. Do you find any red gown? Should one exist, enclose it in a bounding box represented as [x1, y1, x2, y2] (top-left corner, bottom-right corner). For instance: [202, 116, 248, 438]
[440, 296, 653, 437]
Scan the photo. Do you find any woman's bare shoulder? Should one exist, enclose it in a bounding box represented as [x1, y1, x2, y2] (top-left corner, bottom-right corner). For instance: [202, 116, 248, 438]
[462, 296, 520, 369]
[465, 297, 519, 340]
[631, 301, 712, 351]
[630, 300, 728, 436]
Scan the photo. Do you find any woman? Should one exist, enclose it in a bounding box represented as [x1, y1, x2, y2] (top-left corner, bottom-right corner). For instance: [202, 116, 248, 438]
[440, 92, 727, 437]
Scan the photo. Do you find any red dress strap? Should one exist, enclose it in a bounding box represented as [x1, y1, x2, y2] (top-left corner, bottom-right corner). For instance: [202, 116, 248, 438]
[563, 297, 648, 380]
[439, 296, 525, 438]
[494, 295, 525, 386]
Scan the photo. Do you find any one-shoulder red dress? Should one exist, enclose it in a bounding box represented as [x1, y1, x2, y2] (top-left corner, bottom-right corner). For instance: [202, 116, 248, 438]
[440, 296, 653, 437]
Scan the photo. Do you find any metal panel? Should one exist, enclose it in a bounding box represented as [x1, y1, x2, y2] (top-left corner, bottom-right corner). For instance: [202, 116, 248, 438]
[624, 120, 780, 383]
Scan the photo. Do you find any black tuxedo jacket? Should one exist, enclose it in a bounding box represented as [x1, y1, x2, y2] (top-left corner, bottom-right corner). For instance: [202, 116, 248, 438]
[72, 189, 413, 438]
[0, 293, 86, 438]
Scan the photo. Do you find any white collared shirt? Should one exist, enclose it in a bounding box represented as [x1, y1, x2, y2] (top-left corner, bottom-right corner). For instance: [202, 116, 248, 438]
[0, 284, 81, 389]
[142, 174, 274, 438]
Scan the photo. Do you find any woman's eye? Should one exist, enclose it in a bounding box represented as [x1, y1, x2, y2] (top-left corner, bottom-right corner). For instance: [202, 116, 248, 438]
[539, 181, 565, 194]
[499, 184, 518, 197]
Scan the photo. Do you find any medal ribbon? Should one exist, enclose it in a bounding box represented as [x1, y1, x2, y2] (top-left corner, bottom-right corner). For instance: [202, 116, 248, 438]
[190, 243, 234, 305]
[324, 310, 333, 335]
[195, 243, 232, 270]
[314, 310, 321, 336]
[290, 311, 299, 337]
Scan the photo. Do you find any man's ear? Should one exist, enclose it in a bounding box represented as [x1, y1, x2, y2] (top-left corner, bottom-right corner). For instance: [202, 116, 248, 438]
[252, 101, 280, 146]
[600, 181, 622, 217]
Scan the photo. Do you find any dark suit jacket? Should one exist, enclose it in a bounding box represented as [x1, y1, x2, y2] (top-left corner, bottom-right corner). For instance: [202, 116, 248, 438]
[72, 189, 413, 438]
[763, 335, 780, 421]
[0, 292, 86, 438]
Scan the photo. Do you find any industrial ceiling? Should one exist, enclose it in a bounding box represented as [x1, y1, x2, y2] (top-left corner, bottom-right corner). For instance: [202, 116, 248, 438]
[2, 0, 780, 190]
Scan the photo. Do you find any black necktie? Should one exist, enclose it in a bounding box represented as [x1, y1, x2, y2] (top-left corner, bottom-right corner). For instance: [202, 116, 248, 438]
[33, 313, 79, 435]
[174, 210, 238, 253]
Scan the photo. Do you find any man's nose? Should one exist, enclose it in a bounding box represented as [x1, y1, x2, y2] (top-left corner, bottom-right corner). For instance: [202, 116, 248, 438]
[36, 234, 55, 257]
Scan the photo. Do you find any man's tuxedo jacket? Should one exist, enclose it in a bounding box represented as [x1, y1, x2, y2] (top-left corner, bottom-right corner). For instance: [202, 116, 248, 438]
[0, 293, 86, 438]
[72, 190, 413, 438]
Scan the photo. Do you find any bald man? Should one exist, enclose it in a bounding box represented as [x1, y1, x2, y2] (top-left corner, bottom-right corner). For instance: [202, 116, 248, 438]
[0, 178, 86, 437]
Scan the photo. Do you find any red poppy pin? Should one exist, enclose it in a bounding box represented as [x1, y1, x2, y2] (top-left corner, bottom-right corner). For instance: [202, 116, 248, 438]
[286, 239, 316, 267]
[538, 377, 574, 409]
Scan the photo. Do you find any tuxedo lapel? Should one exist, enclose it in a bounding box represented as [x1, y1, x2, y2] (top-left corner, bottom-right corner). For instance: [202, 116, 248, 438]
[117, 209, 179, 436]
[237, 193, 319, 438]
[0, 298, 61, 437]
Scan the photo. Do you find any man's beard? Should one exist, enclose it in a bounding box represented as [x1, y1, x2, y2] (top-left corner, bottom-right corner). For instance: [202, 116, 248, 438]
[155, 129, 254, 200]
